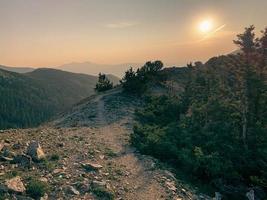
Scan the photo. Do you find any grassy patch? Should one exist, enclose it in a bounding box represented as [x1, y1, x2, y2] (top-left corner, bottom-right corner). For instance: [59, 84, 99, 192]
[26, 179, 49, 199]
[3, 170, 20, 179]
[49, 154, 60, 161]
[39, 159, 56, 172]
[104, 148, 117, 157]
[91, 187, 114, 200]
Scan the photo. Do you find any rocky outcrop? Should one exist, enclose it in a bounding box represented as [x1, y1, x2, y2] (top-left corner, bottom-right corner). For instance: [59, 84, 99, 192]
[14, 154, 32, 167]
[26, 141, 46, 161]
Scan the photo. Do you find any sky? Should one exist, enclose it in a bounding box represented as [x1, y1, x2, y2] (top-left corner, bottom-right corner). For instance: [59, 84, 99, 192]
[0, 0, 267, 68]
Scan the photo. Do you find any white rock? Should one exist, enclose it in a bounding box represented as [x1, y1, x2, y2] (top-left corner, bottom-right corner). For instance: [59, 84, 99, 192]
[5, 176, 26, 193]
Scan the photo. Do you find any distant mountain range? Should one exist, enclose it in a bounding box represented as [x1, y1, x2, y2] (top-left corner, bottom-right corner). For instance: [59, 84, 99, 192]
[0, 61, 141, 78]
[57, 61, 141, 77]
[0, 65, 34, 73]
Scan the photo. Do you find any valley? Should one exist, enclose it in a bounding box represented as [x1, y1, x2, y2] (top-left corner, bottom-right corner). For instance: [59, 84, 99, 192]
[0, 68, 119, 130]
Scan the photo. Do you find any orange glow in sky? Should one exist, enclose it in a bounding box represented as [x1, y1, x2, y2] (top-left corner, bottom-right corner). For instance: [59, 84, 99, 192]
[0, 0, 266, 68]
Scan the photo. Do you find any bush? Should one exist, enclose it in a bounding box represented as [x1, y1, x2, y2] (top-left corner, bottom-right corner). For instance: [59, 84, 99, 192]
[120, 61, 163, 94]
[26, 179, 49, 199]
[92, 187, 114, 200]
[50, 154, 60, 161]
[95, 73, 113, 92]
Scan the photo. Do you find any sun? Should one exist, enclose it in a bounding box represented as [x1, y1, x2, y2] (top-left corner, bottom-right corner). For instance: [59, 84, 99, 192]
[199, 19, 213, 33]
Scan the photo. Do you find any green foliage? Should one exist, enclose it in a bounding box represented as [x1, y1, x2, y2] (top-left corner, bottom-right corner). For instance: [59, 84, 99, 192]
[131, 26, 267, 197]
[120, 61, 163, 94]
[0, 68, 103, 130]
[50, 154, 60, 161]
[26, 179, 49, 199]
[0, 70, 55, 129]
[95, 73, 113, 92]
[91, 187, 114, 200]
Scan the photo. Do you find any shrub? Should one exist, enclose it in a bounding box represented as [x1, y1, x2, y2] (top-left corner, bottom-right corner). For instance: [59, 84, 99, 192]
[92, 187, 114, 200]
[120, 61, 164, 94]
[50, 154, 60, 161]
[95, 73, 113, 92]
[26, 179, 49, 199]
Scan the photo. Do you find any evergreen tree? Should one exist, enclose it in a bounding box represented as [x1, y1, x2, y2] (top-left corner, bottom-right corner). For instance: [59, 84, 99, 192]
[95, 73, 113, 92]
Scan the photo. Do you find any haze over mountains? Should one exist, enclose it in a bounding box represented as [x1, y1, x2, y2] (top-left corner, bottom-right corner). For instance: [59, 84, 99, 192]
[57, 62, 141, 77]
[0, 65, 34, 73]
[0, 62, 141, 78]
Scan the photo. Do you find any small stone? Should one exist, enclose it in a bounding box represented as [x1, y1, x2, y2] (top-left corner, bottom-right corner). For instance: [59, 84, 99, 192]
[5, 176, 26, 193]
[99, 155, 105, 160]
[92, 180, 106, 188]
[53, 168, 64, 174]
[166, 181, 176, 192]
[39, 177, 48, 183]
[66, 185, 80, 195]
[40, 193, 49, 200]
[81, 162, 103, 171]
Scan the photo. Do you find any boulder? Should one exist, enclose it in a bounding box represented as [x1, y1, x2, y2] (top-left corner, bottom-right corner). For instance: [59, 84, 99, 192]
[5, 176, 26, 193]
[14, 154, 32, 167]
[26, 141, 46, 161]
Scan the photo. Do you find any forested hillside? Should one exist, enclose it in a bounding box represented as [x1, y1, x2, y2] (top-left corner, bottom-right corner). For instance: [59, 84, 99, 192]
[0, 68, 119, 129]
[124, 26, 267, 199]
[0, 69, 57, 129]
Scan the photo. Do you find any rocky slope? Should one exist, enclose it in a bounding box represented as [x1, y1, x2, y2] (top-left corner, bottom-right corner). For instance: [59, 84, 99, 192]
[0, 88, 210, 200]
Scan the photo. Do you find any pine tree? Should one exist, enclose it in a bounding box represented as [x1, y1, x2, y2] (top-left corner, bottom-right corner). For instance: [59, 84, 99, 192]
[95, 73, 113, 92]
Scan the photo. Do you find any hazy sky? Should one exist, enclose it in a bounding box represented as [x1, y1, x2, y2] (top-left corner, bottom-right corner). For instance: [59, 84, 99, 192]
[0, 0, 266, 67]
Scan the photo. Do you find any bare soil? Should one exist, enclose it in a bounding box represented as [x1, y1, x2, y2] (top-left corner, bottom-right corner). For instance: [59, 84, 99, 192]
[0, 89, 203, 200]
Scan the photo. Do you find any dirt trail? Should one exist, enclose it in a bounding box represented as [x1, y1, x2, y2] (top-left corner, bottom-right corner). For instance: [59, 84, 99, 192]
[0, 89, 201, 199]
[93, 91, 172, 200]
